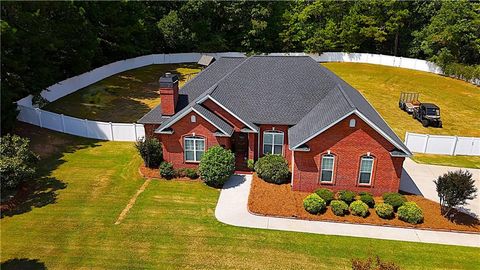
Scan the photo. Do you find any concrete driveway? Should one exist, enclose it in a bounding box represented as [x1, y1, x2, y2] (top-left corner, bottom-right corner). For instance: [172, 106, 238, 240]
[400, 158, 480, 217]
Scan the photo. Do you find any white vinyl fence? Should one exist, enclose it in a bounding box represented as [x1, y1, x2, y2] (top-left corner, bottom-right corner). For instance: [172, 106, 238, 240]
[405, 132, 480, 156]
[16, 51, 476, 146]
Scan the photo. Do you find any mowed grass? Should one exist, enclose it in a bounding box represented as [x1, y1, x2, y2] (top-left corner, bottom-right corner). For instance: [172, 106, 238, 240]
[412, 153, 480, 169]
[1, 126, 479, 269]
[323, 63, 480, 139]
[44, 64, 201, 122]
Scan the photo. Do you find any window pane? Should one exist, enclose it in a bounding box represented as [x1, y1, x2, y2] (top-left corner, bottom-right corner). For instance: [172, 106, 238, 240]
[185, 139, 194, 150]
[273, 145, 283, 155]
[195, 139, 205, 150]
[185, 150, 194, 161]
[360, 158, 373, 172]
[273, 134, 284, 144]
[321, 170, 332, 182]
[359, 172, 371, 184]
[321, 157, 334, 170]
[264, 133, 273, 144]
[263, 145, 272, 154]
[195, 150, 204, 161]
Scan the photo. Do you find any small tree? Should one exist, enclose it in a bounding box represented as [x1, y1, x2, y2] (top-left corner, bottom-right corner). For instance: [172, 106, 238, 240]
[434, 170, 477, 217]
[198, 145, 235, 187]
[135, 137, 163, 168]
[0, 134, 39, 192]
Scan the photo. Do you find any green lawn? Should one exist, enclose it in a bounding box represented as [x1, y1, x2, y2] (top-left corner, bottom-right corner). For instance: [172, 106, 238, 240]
[1, 126, 479, 269]
[323, 63, 480, 139]
[44, 64, 201, 122]
[412, 153, 480, 169]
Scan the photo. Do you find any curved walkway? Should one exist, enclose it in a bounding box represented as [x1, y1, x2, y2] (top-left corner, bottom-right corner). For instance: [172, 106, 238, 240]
[215, 174, 480, 248]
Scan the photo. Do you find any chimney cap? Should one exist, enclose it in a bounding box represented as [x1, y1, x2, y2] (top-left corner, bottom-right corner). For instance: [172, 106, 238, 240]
[159, 73, 179, 87]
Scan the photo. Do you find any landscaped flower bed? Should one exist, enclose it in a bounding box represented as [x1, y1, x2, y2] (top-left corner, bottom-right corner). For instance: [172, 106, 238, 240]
[248, 174, 479, 233]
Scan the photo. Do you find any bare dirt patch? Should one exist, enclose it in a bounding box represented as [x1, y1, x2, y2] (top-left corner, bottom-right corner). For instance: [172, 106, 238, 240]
[248, 174, 480, 233]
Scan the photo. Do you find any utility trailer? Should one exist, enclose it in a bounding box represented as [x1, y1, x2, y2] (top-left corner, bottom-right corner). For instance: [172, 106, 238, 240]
[398, 92, 443, 128]
[398, 92, 420, 113]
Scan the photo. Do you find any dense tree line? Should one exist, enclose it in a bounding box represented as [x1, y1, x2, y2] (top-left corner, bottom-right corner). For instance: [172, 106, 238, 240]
[1, 1, 478, 133]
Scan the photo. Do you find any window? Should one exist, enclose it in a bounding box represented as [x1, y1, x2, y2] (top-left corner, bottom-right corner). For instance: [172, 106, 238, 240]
[263, 131, 284, 155]
[349, 119, 356, 127]
[320, 154, 335, 182]
[190, 115, 196, 123]
[358, 156, 374, 185]
[184, 136, 205, 162]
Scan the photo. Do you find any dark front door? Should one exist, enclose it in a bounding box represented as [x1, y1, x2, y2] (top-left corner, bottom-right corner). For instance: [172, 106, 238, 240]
[233, 132, 248, 170]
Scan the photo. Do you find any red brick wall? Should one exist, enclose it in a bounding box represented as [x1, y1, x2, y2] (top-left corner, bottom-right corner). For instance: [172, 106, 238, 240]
[292, 115, 404, 196]
[259, 124, 292, 165]
[144, 124, 160, 138]
[202, 99, 245, 131]
[158, 111, 231, 169]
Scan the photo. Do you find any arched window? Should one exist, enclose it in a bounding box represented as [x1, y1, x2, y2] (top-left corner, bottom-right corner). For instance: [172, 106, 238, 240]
[358, 156, 374, 185]
[320, 154, 335, 183]
[349, 119, 356, 127]
[263, 130, 284, 155]
[184, 136, 205, 162]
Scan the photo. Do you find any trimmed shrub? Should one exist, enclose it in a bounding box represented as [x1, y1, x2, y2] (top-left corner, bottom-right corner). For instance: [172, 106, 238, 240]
[247, 159, 255, 171]
[330, 200, 349, 216]
[254, 154, 290, 184]
[135, 137, 163, 168]
[303, 193, 326, 214]
[159, 162, 175, 179]
[359, 192, 375, 208]
[349, 200, 369, 217]
[398, 202, 424, 224]
[382, 192, 406, 211]
[337, 190, 356, 204]
[375, 203, 394, 219]
[198, 145, 235, 187]
[315, 188, 334, 205]
[184, 168, 198, 179]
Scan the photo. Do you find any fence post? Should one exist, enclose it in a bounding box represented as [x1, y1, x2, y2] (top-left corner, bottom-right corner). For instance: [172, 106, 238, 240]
[61, 114, 66, 132]
[423, 135, 429, 153]
[133, 123, 138, 141]
[451, 136, 458, 156]
[84, 119, 89, 137]
[36, 108, 43, 128]
[110, 122, 114, 141]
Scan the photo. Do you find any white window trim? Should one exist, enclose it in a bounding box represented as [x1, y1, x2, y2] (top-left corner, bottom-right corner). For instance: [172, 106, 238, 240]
[184, 136, 205, 162]
[358, 156, 374, 185]
[320, 154, 335, 183]
[263, 131, 284, 155]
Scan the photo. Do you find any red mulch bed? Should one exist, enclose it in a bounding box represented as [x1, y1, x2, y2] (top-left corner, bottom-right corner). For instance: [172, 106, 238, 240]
[138, 165, 201, 182]
[248, 174, 480, 233]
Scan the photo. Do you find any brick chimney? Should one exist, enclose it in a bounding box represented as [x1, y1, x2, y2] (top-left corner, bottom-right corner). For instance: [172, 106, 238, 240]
[159, 73, 179, 116]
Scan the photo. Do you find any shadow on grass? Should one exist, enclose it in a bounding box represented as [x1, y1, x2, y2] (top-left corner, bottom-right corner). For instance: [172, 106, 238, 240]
[1, 123, 101, 218]
[1, 258, 47, 270]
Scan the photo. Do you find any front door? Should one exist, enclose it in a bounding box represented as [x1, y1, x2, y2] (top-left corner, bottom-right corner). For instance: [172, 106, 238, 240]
[233, 132, 248, 170]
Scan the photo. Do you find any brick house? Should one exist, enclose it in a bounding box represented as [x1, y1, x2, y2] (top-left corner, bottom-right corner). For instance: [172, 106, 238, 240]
[138, 56, 411, 195]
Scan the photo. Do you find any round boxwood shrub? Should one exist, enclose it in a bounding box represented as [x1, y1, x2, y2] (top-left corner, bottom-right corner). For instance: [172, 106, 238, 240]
[198, 145, 235, 187]
[382, 192, 406, 211]
[330, 200, 349, 216]
[359, 192, 375, 208]
[398, 202, 424, 224]
[254, 154, 290, 184]
[184, 168, 198, 179]
[375, 203, 394, 219]
[159, 162, 175, 179]
[303, 194, 326, 214]
[337, 190, 356, 204]
[349, 200, 369, 217]
[315, 188, 334, 205]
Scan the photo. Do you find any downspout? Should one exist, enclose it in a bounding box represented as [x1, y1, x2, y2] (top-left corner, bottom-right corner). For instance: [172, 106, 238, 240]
[291, 150, 295, 187]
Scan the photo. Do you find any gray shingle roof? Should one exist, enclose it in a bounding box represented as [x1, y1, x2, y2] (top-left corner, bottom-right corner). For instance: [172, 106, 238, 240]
[141, 55, 410, 155]
[192, 104, 233, 136]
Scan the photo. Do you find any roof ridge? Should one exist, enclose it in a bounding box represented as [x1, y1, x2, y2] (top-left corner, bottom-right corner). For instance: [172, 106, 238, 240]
[337, 83, 355, 108]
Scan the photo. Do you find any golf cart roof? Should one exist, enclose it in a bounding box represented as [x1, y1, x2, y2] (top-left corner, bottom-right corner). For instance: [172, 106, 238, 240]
[422, 103, 439, 109]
